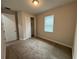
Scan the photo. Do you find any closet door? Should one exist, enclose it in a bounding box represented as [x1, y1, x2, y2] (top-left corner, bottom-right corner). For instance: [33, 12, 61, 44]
[26, 17, 31, 39]
[2, 13, 17, 42]
[1, 18, 6, 59]
[23, 16, 31, 40]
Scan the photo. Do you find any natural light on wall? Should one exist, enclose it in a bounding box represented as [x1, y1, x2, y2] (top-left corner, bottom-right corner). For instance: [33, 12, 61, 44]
[44, 15, 54, 32]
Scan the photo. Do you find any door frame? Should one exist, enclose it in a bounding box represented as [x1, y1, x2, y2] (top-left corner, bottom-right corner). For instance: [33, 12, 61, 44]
[31, 17, 35, 37]
[30, 17, 37, 37]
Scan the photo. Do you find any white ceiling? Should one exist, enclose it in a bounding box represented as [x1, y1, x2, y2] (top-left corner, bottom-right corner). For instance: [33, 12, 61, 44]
[2, 0, 76, 15]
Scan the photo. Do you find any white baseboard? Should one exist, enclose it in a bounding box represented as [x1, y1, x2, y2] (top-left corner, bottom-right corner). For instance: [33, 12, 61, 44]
[38, 35, 72, 48]
[19, 38, 27, 40]
[19, 38, 23, 40]
[20, 37, 32, 40]
[23, 37, 31, 40]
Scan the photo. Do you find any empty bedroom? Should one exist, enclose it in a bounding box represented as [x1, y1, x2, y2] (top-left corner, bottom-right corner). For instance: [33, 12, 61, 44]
[1, 0, 77, 59]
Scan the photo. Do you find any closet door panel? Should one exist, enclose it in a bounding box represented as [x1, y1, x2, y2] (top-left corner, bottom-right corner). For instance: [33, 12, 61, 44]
[2, 13, 17, 42]
[22, 16, 31, 40]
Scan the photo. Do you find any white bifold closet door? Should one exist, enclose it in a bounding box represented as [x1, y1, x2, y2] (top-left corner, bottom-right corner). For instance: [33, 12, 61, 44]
[22, 16, 31, 40]
[2, 13, 17, 42]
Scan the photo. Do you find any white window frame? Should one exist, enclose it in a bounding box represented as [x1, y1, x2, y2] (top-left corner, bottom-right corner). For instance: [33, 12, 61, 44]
[44, 15, 55, 32]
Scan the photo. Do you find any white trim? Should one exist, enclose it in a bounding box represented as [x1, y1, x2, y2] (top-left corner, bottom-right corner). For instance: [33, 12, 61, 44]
[38, 35, 72, 48]
[19, 38, 23, 40]
[19, 38, 29, 40]
[23, 38, 27, 40]
[23, 37, 31, 40]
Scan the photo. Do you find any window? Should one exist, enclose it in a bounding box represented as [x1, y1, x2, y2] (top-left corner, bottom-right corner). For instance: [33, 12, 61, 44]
[44, 15, 54, 32]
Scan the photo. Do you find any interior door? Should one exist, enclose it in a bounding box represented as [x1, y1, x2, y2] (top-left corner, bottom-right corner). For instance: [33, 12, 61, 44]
[26, 17, 31, 39]
[23, 16, 31, 40]
[2, 13, 17, 42]
[31, 17, 34, 37]
[1, 18, 6, 59]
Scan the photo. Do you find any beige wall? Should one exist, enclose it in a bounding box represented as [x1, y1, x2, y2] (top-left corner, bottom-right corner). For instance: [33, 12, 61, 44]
[36, 2, 77, 48]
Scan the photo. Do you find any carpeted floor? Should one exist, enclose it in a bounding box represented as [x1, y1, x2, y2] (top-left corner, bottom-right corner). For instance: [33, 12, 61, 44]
[6, 38, 72, 59]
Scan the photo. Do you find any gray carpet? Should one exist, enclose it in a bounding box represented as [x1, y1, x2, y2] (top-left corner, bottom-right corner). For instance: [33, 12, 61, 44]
[6, 38, 72, 59]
